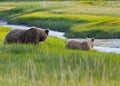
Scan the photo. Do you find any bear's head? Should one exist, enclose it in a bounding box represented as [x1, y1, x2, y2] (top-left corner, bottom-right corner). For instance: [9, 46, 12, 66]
[86, 38, 94, 48]
[27, 27, 49, 43]
[39, 28, 49, 41]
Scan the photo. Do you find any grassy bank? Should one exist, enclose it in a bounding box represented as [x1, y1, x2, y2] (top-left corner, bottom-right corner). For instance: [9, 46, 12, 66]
[0, 1, 120, 38]
[0, 26, 120, 85]
[8, 12, 120, 38]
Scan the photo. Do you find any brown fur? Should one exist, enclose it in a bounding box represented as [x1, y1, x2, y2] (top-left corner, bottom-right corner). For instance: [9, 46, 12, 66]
[65, 38, 94, 50]
[4, 27, 49, 45]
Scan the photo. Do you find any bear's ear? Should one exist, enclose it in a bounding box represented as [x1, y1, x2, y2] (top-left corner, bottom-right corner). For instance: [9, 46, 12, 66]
[45, 29, 49, 35]
[91, 38, 94, 42]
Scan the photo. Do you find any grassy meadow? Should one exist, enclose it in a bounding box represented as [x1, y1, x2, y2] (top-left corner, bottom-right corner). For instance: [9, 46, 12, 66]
[0, 26, 120, 86]
[0, 1, 120, 38]
[0, 1, 120, 86]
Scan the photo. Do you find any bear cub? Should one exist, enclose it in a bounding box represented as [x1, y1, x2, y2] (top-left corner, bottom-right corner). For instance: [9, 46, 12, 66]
[66, 38, 94, 50]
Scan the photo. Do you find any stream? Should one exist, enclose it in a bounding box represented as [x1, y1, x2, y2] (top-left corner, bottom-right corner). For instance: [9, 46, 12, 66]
[0, 20, 120, 54]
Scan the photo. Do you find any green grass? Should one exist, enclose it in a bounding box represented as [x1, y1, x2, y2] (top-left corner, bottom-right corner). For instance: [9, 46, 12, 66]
[0, 26, 11, 44]
[7, 12, 120, 38]
[65, 20, 120, 38]
[0, 2, 120, 85]
[0, 26, 120, 86]
[0, 1, 73, 20]
[0, 1, 120, 38]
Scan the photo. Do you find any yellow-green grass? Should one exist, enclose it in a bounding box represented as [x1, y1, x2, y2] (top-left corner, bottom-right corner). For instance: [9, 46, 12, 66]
[65, 20, 120, 38]
[0, 1, 119, 19]
[8, 12, 120, 38]
[50, 4, 120, 16]
[0, 1, 120, 19]
[0, 1, 120, 39]
[0, 26, 120, 85]
[0, 1, 73, 20]
[0, 1, 120, 85]
[0, 2, 20, 11]
[0, 26, 11, 44]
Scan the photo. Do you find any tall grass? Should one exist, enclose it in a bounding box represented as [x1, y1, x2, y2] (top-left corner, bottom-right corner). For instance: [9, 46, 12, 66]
[0, 2, 120, 85]
[0, 26, 120, 85]
[0, 26, 11, 44]
[0, 43, 120, 86]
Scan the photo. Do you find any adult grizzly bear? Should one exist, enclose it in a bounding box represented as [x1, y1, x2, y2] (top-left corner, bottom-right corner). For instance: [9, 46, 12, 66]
[4, 27, 49, 45]
[65, 38, 94, 50]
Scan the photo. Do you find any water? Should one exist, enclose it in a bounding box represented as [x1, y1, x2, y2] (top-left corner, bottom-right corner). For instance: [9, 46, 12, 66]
[94, 39, 120, 54]
[0, 20, 66, 39]
[0, 20, 120, 54]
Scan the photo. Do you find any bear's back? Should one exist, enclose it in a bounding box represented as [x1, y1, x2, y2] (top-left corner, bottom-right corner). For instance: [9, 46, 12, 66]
[4, 29, 24, 44]
[20, 28, 40, 44]
[66, 39, 92, 50]
[66, 40, 83, 49]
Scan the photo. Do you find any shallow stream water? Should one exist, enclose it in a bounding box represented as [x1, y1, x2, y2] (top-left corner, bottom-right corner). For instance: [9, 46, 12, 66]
[0, 20, 120, 54]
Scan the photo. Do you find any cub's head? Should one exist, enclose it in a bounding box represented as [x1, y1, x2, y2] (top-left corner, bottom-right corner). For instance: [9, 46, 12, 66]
[86, 38, 95, 48]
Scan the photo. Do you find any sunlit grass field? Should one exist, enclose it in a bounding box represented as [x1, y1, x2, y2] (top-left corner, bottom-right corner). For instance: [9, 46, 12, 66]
[9, 12, 120, 38]
[0, 1, 120, 38]
[0, 1, 120, 85]
[0, 26, 120, 86]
